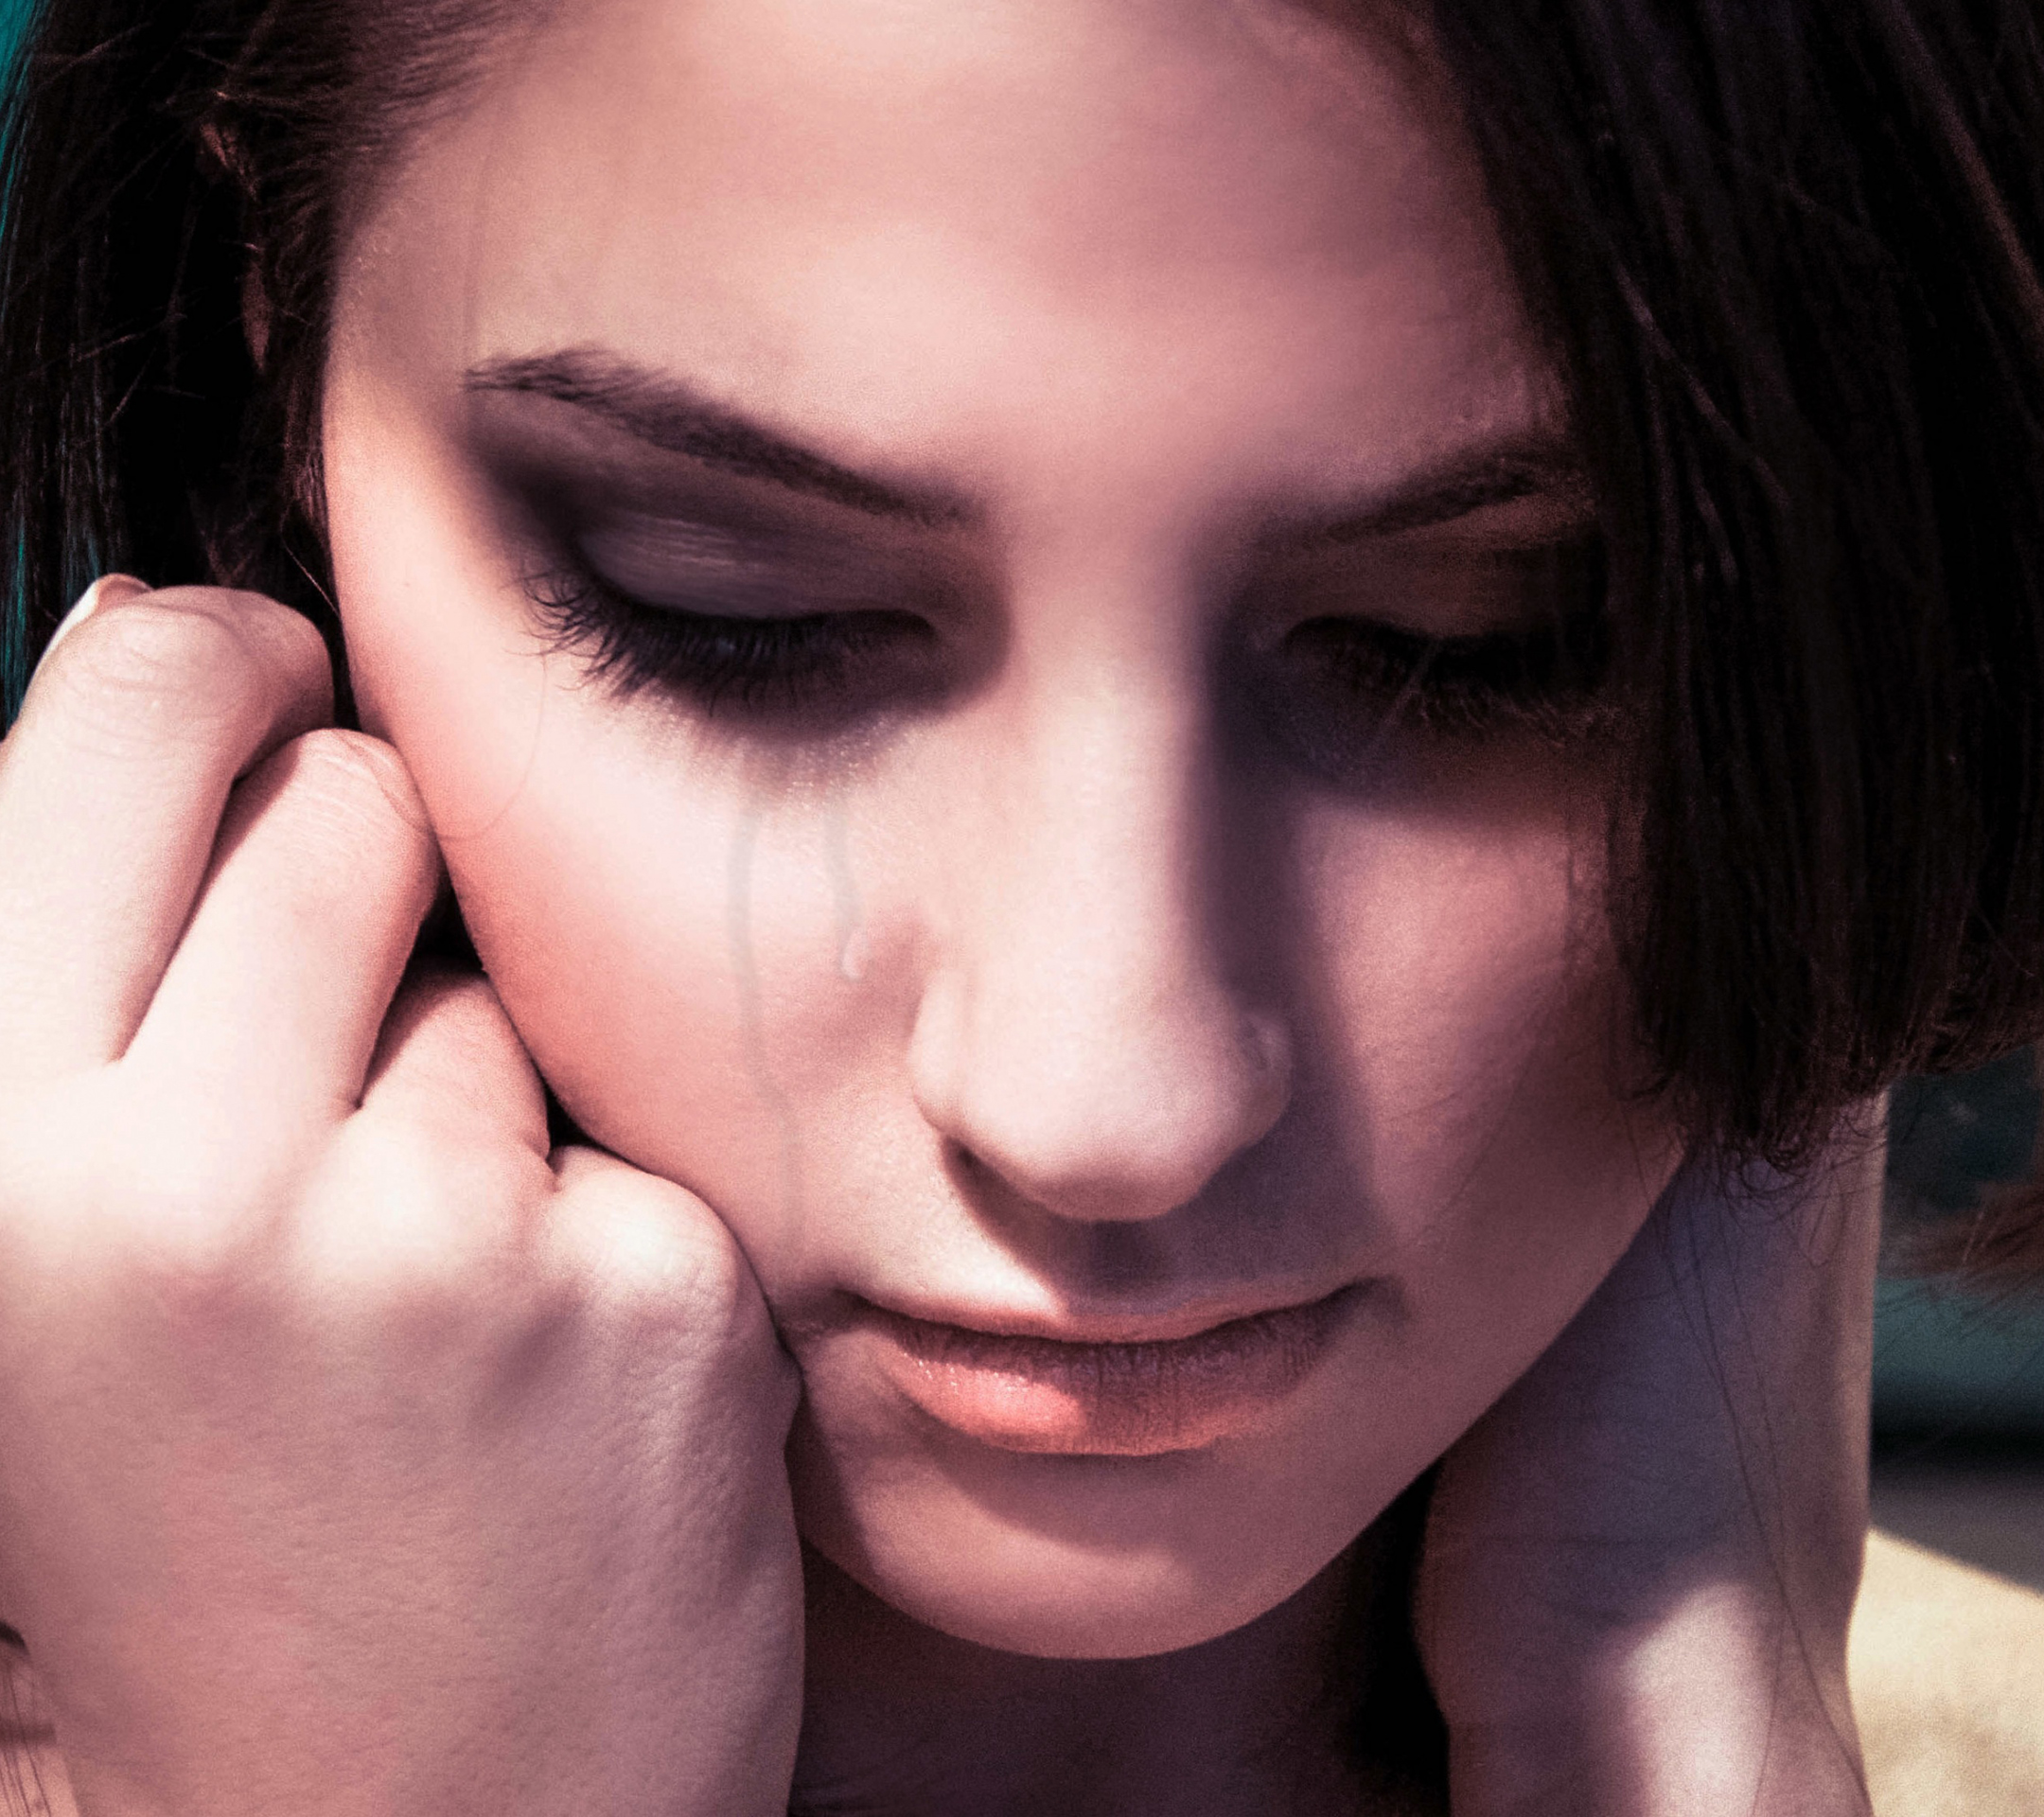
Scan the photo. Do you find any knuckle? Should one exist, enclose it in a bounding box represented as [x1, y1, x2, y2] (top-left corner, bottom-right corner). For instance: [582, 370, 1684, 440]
[614, 1199, 747, 1314]
[555, 1167, 770, 1343]
[37, 589, 329, 750]
[114, 1105, 297, 1260]
[53, 597, 263, 720]
[267, 729, 435, 877]
[0, 1097, 528, 1362]
[36, 1127, 295, 1315]
[192, 585, 333, 695]
[282, 725, 414, 805]
[292, 1120, 532, 1315]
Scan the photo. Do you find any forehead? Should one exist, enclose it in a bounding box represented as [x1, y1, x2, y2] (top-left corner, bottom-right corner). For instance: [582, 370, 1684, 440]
[342, 0, 1557, 523]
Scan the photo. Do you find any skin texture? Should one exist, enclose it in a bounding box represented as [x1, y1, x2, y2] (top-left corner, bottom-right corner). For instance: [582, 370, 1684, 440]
[0, 584, 804, 1817]
[1419, 1140, 1879, 1814]
[326, 0, 1679, 1666]
[0, 1, 1882, 1812]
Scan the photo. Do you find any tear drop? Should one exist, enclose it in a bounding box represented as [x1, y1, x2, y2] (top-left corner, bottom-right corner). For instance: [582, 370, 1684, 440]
[840, 926, 872, 982]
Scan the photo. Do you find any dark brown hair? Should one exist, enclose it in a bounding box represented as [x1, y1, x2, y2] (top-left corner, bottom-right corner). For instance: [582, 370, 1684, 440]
[1, 0, 2042, 1188]
[0, 0, 521, 711]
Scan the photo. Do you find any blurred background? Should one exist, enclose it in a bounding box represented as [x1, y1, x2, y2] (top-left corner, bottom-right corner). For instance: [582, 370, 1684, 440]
[1877, 1053, 2044, 1590]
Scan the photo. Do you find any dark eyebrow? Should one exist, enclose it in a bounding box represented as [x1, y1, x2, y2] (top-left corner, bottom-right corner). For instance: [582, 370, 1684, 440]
[1265, 440, 1595, 550]
[469, 350, 1585, 547]
[464, 350, 978, 529]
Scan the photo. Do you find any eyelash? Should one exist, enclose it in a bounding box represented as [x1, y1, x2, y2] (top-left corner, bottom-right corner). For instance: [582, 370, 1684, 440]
[1281, 609, 1612, 743]
[526, 547, 1612, 744]
[526, 562, 935, 716]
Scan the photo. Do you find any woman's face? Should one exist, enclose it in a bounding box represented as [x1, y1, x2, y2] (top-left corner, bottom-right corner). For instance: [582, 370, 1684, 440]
[322, 0, 1682, 1658]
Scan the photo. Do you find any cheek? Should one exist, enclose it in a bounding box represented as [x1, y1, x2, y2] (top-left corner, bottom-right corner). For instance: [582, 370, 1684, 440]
[1299, 781, 1679, 1404]
[324, 413, 903, 1270]
[440, 719, 929, 1292]
[449, 723, 904, 1209]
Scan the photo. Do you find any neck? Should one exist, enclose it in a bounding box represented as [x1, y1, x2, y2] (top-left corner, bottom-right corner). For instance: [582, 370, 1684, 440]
[790, 1494, 1446, 1817]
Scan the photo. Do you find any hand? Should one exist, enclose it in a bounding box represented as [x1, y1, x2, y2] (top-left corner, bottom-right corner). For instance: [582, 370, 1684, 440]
[1415, 1126, 1884, 1816]
[0, 582, 803, 1817]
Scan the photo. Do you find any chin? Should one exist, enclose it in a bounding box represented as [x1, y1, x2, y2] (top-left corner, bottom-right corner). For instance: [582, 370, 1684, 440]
[786, 1402, 1387, 1659]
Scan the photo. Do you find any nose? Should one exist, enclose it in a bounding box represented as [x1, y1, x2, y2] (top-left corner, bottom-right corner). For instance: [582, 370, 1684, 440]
[907, 672, 1292, 1224]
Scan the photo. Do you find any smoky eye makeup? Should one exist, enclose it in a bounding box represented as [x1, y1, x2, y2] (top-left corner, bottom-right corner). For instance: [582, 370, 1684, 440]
[521, 534, 950, 723]
[518, 495, 1609, 751]
[467, 379, 1612, 764]
[470, 420, 980, 730]
[1239, 526, 1613, 775]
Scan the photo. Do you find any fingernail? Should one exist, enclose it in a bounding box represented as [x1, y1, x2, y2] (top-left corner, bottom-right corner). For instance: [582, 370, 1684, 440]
[37, 573, 150, 669]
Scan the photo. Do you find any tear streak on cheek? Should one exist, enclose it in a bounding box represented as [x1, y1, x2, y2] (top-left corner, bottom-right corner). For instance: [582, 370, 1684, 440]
[729, 785, 809, 1247]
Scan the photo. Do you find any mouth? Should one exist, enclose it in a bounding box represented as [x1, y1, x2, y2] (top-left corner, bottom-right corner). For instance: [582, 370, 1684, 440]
[851, 1284, 1368, 1456]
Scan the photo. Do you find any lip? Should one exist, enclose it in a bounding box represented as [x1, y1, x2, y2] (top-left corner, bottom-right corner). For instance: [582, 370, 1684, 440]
[852, 1284, 1367, 1456]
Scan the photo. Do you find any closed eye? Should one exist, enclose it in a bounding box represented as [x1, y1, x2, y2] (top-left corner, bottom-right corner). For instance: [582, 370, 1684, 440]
[1282, 608, 1611, 739]
[525, 560, 943, 722]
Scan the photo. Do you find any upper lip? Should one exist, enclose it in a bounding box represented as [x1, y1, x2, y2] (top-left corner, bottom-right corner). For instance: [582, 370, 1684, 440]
[849, 1281, 1367, 1349]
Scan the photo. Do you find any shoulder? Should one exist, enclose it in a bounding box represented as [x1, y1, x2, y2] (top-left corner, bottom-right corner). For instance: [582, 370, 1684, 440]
[1853, 1527, 2044, 1817]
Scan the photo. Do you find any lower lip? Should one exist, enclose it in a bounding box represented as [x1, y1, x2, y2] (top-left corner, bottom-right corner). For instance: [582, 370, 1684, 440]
[858, 1289, 1362, 1456]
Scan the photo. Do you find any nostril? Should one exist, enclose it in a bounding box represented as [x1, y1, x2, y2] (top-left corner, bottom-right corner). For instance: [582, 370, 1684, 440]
[1242, 1008, 1294, 1105]
[945, 1132, 1181, 1227]
[941, 1136, 1076, 1230]
[951, 1143, 996, 1191]
[909, 959, 1298, 1226]
[905, 891, 1297, 1224]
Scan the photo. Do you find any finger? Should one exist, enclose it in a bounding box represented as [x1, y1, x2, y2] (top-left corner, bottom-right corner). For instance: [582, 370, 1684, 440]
[359, 966, 552, 1159]
[544, 1145, 791, 1399]
[0, 585, 332, 1085]
[121, 730, 440, 1124]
